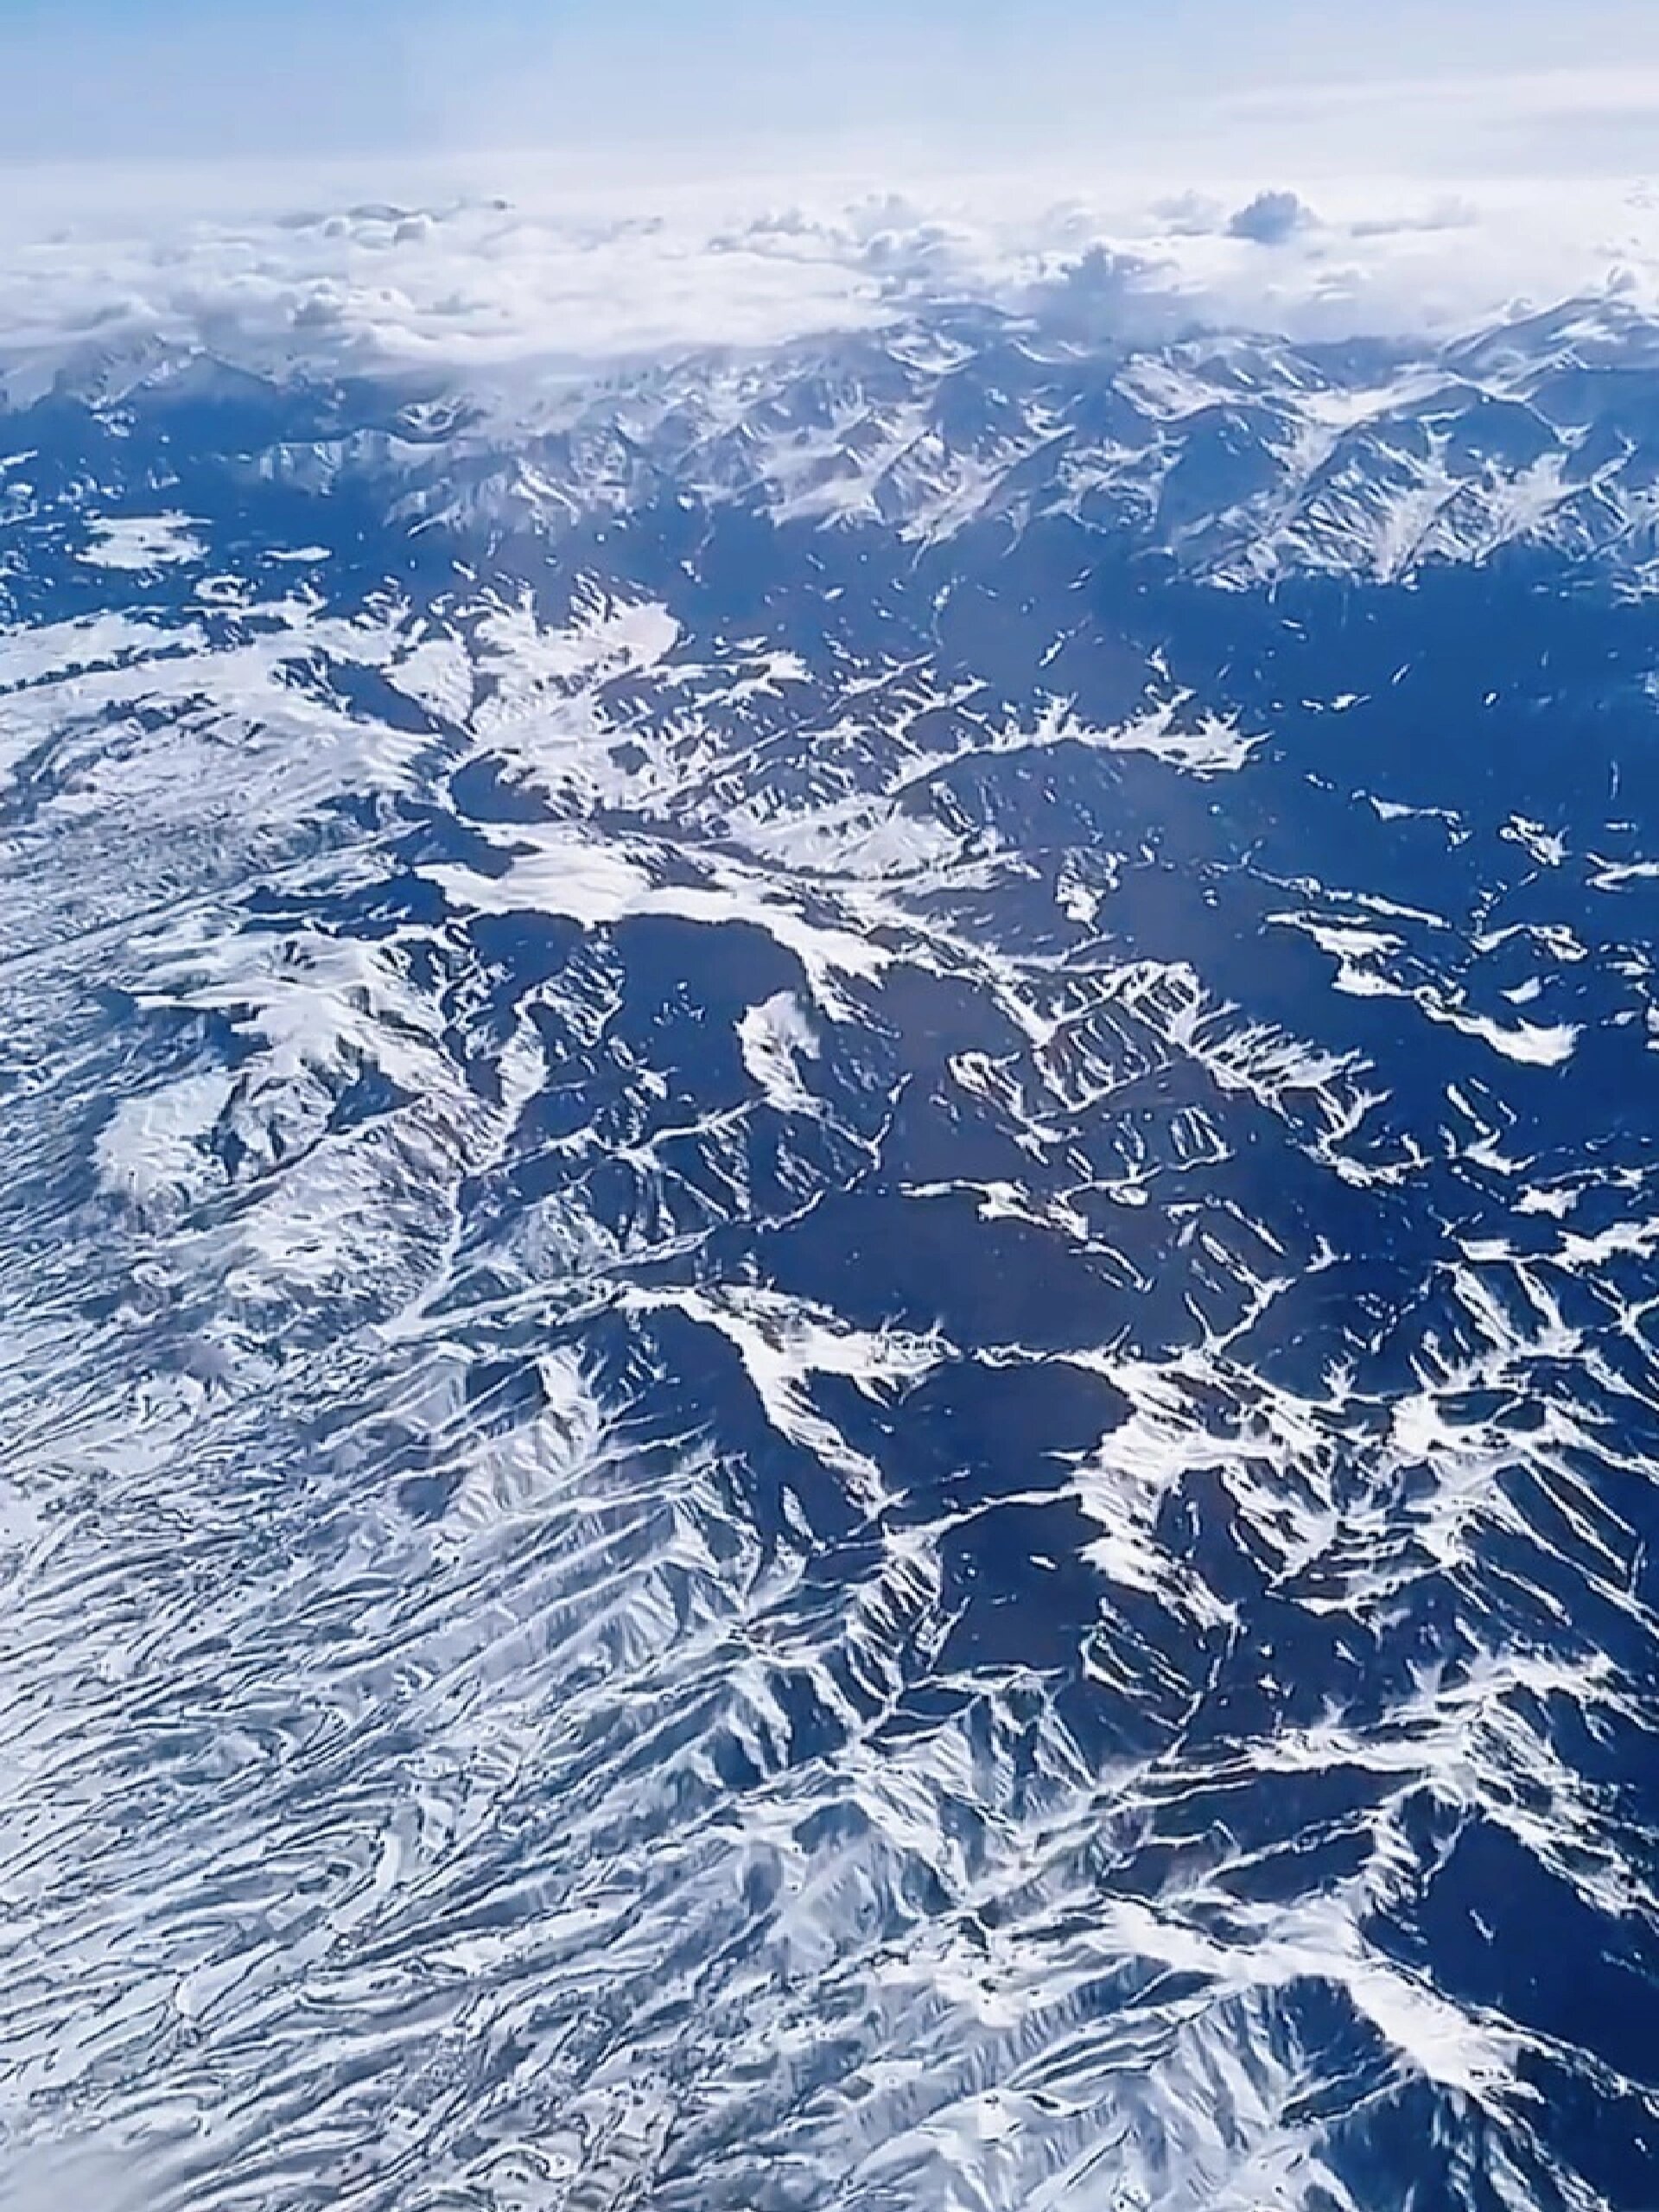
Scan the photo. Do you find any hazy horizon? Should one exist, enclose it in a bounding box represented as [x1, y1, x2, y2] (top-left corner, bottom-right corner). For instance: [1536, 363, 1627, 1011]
[11, 1, 1659, 182]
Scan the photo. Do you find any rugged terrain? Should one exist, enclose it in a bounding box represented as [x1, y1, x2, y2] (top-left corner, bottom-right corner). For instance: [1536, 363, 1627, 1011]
[3, 294, 1658, 2209]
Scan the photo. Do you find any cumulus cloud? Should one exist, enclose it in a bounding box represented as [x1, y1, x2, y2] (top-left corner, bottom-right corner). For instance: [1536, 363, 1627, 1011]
[1151, 192, 1232, 239]
[1227, 190, 1317, 245]
[1024, 244, 1200, 346]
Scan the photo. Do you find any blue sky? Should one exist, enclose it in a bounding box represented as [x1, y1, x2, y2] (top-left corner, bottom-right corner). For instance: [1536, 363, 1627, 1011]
[10, 1, 1659, 171]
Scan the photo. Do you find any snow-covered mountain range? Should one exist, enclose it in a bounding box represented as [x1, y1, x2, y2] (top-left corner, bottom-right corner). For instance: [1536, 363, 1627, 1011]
[3, 287, 1658, 2212]
[86, 290, 1659, 587]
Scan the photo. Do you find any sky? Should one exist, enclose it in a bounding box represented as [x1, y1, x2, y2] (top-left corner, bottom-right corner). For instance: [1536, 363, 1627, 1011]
[10, 0, 1659, 177]
[4, 2, 1659, 385]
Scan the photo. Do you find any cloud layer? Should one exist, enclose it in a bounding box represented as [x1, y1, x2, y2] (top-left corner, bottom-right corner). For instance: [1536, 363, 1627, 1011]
[4, 152, 1659, 398]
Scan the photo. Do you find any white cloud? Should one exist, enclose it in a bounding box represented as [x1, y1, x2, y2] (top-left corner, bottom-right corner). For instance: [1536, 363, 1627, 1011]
[3, 141, 1659, 403]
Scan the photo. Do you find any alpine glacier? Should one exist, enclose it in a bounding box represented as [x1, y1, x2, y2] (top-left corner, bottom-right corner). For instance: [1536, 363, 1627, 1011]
[3, 268, 1659, 2212]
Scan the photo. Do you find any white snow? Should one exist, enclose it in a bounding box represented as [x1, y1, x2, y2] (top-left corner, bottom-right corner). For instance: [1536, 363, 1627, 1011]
[79, 514, 206, 571]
